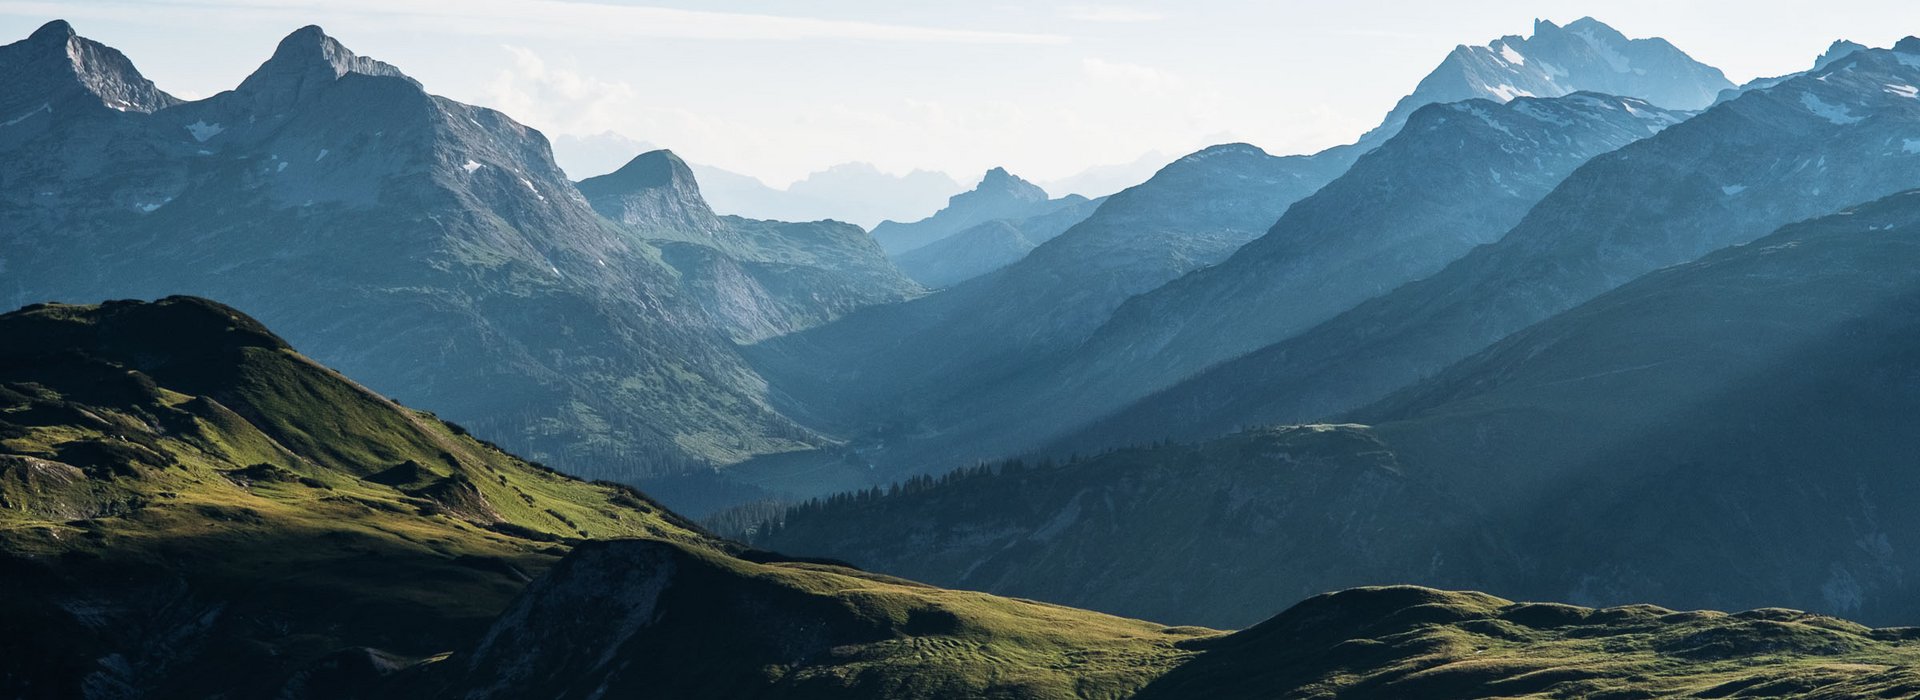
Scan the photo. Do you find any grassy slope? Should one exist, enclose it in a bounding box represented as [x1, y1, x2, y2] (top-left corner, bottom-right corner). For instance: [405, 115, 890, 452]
[1139, 586, 1920, 699]
[0, 297, 713, 697]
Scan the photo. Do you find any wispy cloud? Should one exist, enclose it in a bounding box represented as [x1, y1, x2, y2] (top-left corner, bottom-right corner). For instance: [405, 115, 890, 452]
[1061, 5, 1166, 23]
[0, 0, 1071, 44]
[1082, 57, 1180, 93]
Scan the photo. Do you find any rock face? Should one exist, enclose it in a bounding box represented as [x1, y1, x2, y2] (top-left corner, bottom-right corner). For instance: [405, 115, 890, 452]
[0, 22, 912, 485]
[1080, 41, 1920, 450]
[0, 20, 178, 150]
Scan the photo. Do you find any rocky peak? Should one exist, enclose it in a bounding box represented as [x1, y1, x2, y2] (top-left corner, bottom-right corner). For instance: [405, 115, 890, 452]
[953, 166, 1047, 208]
[27, 18, 73, 44]
[1896, 37, 1920, 54]
[576, 149, 721, 232]
[233, 25, 416, 110]
[0, 19, 179, 121]
[1816, 40, 1871, 70]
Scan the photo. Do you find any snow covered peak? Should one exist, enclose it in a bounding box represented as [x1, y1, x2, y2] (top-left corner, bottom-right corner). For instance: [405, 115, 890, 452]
[1358, 17, 1729, 151]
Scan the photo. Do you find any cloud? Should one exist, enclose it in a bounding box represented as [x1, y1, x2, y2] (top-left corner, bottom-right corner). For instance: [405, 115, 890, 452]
[1061, 5, 1166, 23]
[1081, 57, 1182, 94]
[482, 46, 640, 136]
[0, 0, 1071, 44]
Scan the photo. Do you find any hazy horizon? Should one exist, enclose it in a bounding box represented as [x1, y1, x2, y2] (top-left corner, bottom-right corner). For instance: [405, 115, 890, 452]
[4, 0, 1918, 186]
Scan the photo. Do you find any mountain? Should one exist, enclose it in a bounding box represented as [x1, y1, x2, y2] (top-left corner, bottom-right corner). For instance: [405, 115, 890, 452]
[745, 143, 1351, 487]
[441, 554, 1920, 699]
[1016, 93, 1687, 457]
[0, 22, 914, 489]
[761, 186, 1920, 629]
[0, 19, 179, 135]
[0, 297, 718, 697]
[548, 130, 658, 180]
[1355, 187, 1920, 622]
[579, 149, 920, 342]
[549, 132, 964, 230]
[892, 194, 1103, 288]
[871, 167, 1060, 255]
[744, 18, 1738, 499]
[11, 298, 1920, 700]
[1074, 39, 1920, 451]
[1362, 17, 1729, 148]
[1716, 39, 1869, 104]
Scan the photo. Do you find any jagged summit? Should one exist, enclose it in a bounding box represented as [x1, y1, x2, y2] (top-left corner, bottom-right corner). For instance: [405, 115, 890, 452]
[949, 166, 1047, 207]
[1357, 17, 1730, 151]
[233, 24, 417, 107]
[1817, 39, 1871, 68]
[870, 165, 1058, 255]
[0, 19, 179, 123]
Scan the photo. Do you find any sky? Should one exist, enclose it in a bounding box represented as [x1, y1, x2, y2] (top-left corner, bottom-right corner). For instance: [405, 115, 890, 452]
[4, 0, 1919, 186]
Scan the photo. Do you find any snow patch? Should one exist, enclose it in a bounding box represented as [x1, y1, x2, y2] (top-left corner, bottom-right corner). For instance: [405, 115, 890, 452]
[1886, 84, 1920, 99]
[522, 177, 546, 201]
[1800, 93, 1863, 125]
[135, 197, 172, 213]
[314, 149, 329, 162]
[1498, 43, 1526, 66]
[1905, 139, 1920, 154]
[185, 121, 224, 142]
[1721, 184, 1747, 196]
[1484, 83, 1535, 102]
[276, 161, 288, 173]
[462, 160, 483, 173]
[2, 103, 49, 127]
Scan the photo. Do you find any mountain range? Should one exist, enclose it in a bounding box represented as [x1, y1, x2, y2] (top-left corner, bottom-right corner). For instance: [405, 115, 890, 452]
[0, 21, 918, 490]
[743, 18, 1734, 496]
[1071, 38, 1920, 451]
[18, 10, 1920, 700]
[551, 131, 967, 229]
[757, 182, 1920, 629]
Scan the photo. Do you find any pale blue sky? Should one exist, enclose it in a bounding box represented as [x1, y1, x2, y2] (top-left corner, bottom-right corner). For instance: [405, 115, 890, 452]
[4, 0, 1918, 184]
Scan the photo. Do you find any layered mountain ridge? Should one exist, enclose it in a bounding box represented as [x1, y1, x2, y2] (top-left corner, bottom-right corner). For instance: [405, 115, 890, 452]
[1074, 38, 1920, 451]
[0, 20, 916, 492]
